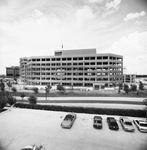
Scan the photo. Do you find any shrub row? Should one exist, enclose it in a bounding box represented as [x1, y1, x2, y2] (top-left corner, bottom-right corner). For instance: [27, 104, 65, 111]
[14, 103, 146, 118]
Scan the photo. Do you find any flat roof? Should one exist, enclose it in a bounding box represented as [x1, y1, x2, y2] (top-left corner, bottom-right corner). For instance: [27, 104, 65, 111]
[20, 48, 123, 59]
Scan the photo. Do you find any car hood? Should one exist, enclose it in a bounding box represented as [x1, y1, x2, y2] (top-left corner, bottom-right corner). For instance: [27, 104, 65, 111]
[124, 125, 134, 130]
[62, 120, 71, 126]
[94, 123, 101, 126]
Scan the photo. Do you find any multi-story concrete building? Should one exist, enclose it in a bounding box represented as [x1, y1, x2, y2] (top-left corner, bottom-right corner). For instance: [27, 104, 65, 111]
[123, 74, 136, 84]
[6, 66, 20, 79]
[20, 49, 123, 89]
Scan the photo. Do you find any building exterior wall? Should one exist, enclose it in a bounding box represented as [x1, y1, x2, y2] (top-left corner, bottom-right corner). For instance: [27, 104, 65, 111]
[6, 66, 20, 79]
[20, 49, 123, 89]
[123, 74, 136, 84]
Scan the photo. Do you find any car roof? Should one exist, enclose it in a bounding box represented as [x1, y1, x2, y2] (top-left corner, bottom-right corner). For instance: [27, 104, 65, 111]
[123, 118, 131, 122]
[94, 116, 102, 119]
[67, 113, 76, 116]
[138, 120, 147, 124]
[107, 117, 115, 120]
[21, 145, 34, 150]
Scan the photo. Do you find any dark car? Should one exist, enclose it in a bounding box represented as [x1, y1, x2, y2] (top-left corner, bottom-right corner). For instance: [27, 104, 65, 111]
[107, 117, 119, 130]
[93, 116, 102, 129]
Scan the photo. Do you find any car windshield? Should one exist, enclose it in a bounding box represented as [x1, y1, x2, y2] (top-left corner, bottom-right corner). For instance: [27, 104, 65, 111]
[125, 122, 132, 125]
[111, 122, 117, 125]
[140, 123, 147, 127]
[64, 115, 73, 121]
[95, 120, 101, 123]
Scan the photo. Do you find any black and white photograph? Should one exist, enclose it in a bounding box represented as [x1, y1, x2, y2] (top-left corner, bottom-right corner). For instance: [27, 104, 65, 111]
[0, 0, 147, 150]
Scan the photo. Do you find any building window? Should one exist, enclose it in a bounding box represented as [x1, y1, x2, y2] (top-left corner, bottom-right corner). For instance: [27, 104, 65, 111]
[97, 57, 102, 60]
[79, 57, 83, 60]
[73, 57, 77, 60]
[62, 58, 66, 61]
[67, 58, 71, 61]
[90, 57, 95, 60]
[85, 57, 89, 60]
[103, 56, 108, 59]
[97, 62, 102, 65]
[103, 62, 108, 65]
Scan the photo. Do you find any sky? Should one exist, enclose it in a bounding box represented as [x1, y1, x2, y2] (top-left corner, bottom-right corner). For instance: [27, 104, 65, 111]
[0, 0, 147, 75]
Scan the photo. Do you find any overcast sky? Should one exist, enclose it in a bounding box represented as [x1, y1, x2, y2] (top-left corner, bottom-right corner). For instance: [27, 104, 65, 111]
[0, 0, 147, 74]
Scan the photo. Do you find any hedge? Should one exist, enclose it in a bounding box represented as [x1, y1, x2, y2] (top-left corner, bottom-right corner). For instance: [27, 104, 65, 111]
[14, 103, 146, 118]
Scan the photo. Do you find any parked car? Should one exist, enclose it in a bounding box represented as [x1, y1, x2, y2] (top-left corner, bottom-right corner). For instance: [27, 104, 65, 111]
[107, 117, 119, 130]
[61, 113, 77, 129]
[93, 116, 102, 129]
[21, 145, 36, 150]
[119, 117, 135, 132]
[133, 119, 147, 133]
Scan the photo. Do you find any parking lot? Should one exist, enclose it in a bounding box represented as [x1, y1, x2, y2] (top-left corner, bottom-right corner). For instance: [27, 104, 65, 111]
[0, 108, 147, 150]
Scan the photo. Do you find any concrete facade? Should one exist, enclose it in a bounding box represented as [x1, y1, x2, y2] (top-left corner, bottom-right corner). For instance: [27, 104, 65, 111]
[123, 74, 136, 84]
[20, 49, 123, 89]
[6, 66, 20, 79]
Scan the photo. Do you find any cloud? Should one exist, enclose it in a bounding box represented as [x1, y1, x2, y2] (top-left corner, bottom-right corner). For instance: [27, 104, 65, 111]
[89, 0, 104, 4]
[75, 6, 95, 28]
[124, 11, 146, 21]
[33, 9, 44, 18]
[107, 31, 147, 74]
[105, 0, 121, 10]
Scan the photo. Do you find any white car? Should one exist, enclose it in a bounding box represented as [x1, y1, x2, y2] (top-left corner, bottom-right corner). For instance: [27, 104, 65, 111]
[61, 113, 77, 129]
[21, 145, 36, 150]
[119, 117, 135, 132]
[133, 119, 147, 133]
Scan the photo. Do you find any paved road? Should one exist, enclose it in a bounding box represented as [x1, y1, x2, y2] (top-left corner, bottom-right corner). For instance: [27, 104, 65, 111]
[15, 96, 145, 105]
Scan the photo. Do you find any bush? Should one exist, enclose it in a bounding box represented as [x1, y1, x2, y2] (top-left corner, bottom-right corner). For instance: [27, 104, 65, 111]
[13, 103, 146, 118]
[0, 142, 6, 150]
[130, 84, 137, 92]
[32, 87, 39, 94]
[7, 96, 16, 106]
[20, 92, 25, 100]
[28, 95, 37, 104]
[139, 81, 144, 91]
[123, 84, 129, 94]
[57, 84, 65, 93]
[0, 92, 7, 109]
[0, 79, 5, 91]
[12, 87, 17, 93]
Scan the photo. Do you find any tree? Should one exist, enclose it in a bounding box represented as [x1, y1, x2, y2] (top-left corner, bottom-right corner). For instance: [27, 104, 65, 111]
[57, 84, 65, 93]
[0, 79, 5, 91]
[32, 87, 39, 94]
[0, 92, 7, 110]
[7, 81, 12, 89]
[28, 95, 37, 104]
[118, 83, 123, 93]
[123, 84, 129, 94]
[20, 92, 25, 101]
[11, 87, 17, 93]
[70, 85, 74, 92]
[45, 84, 51, 100]
[139, 81, 144, 91]
[7, 95, 16, 106]
[130, 84, 137, 92]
